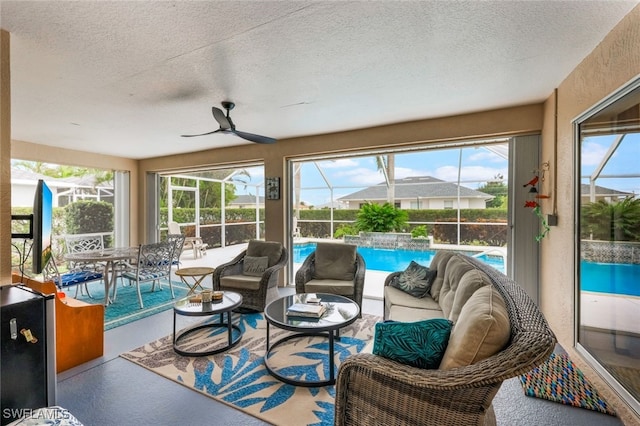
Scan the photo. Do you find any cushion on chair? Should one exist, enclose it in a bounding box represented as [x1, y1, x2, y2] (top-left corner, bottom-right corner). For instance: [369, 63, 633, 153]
[57, 270, 103, 287]
[439, 255, 475, 318]
[246, 240, 283, 267]
[439, 285, 511, 370]
[384, 285, 441, 313]
[390, 261, 436, 298]
[373, 318, 453, 369]
[303, 279, 354, 296]
[243, 256, 269, 276]
[447, 268, 492, 323]
[428, 250, 456, 301]
[220, 274, 262, 291]
[312, 242, 356, 281]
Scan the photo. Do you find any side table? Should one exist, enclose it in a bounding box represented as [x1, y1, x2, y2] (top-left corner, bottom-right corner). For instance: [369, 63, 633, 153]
[175, 266, 215, 296]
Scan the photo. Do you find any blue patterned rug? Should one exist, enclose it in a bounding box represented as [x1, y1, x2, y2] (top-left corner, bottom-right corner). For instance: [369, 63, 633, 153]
[121, 312, 378, 425]
[73, 279, 190, 330]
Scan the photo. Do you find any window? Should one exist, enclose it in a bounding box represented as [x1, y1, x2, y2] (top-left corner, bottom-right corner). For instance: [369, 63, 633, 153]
[443, 200, 454, 209]
[576, 80, 640, 411]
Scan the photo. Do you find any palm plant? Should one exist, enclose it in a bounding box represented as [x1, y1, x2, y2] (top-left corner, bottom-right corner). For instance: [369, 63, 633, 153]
[581, 197, 640, 241]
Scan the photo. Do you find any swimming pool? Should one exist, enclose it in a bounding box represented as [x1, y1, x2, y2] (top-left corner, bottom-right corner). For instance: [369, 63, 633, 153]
[293, 243, 506, 274]
[580, 260, 640, 297]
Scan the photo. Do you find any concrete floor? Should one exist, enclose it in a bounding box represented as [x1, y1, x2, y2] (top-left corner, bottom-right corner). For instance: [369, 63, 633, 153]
[54, 246, 624, 425]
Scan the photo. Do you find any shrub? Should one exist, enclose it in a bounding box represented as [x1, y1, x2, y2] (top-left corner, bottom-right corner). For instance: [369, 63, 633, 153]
[355, 202, 408, 232]
[410, 225, 428, 238]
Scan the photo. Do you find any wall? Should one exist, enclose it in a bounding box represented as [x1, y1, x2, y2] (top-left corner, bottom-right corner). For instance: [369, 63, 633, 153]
[139, 103, 543, 249]
[540, 5, 640, 423]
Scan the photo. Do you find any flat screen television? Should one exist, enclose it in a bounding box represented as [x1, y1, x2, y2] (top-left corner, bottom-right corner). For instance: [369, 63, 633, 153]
[32, 179, 53, 274]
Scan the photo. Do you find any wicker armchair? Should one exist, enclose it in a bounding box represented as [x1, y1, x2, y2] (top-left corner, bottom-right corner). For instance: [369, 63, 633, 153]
[295, 242, 366, 316]
[213, 240, 288, 312]
[334, 255, 556, 426]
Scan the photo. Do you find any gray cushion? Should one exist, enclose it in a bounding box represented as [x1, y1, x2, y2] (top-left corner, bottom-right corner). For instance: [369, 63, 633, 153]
[303, 279, 354, 296]
[220, 274, 262, 291]
[243, 256, 269, 276]
[312, 242, 356, 281]
[246, 240, 283, 267]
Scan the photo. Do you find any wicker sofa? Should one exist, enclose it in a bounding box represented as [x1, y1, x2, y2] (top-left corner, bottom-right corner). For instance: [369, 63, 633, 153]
[334, 251, 556, 426]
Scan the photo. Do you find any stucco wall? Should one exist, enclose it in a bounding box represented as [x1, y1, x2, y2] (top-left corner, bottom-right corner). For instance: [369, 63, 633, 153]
[139, 103, 543, 245]
[540, 5, 640, 423]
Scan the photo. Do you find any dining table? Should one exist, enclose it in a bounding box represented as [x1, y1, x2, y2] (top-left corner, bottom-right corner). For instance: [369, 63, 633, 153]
[64, 247, 139, 306]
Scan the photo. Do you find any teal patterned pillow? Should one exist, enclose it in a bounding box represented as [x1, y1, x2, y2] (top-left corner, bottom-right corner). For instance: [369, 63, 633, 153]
[390, 261, 437, 298]
[373, 318, 453, 369]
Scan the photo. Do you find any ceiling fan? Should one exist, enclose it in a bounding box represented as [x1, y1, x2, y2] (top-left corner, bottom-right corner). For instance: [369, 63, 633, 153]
[181, 101, 276, 144]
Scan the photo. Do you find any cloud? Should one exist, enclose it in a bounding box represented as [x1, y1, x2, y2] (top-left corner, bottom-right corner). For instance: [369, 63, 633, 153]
[581, 141, 609, 167]
[435, 165, 507, 183]
[316, 158, 359, 169]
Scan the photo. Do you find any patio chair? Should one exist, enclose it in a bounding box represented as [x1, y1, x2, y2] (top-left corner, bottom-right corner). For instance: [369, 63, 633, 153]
[295, 242, 366, 317]
[64, 233, 106, 294]
[121, 241, 175, 308]
[213, 240, 288, 312]
[168, 221, 208, 258]
[166, 233, 186, 268]
[42, 257, 103, 299]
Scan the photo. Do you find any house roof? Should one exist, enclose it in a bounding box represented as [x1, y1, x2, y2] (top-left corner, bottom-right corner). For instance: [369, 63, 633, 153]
[339, 176, 493, 201]
[580, 183, 632, 197]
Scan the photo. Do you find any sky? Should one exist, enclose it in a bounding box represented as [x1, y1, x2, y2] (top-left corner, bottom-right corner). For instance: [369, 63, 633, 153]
[581, 133, 640, 197]
[235, 133, 639, 208]
[237, 143, 510, 207]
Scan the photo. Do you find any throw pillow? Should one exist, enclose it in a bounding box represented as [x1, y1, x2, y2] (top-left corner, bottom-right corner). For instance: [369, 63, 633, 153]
[391, 261, 437, 298]
[312, 242, 357, 281]
[373, 318, 453, 369]
[243, 256, 269, 277]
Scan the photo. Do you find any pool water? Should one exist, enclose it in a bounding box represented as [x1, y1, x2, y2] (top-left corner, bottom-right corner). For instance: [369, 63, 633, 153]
[580, 260, 640, 297]
[293, 243, 505, 274]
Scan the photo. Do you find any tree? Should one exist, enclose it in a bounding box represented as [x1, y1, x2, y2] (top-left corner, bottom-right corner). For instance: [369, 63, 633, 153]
[477, 174, 507, 208]
[581, 197, 640, 241]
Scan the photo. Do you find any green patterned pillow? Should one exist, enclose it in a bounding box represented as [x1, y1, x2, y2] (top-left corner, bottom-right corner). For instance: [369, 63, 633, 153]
[390, 261, 437, 298]
[373, 318, 453, 369]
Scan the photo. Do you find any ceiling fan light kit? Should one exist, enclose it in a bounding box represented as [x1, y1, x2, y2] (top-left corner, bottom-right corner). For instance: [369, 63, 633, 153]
[181, 101, 276, 144]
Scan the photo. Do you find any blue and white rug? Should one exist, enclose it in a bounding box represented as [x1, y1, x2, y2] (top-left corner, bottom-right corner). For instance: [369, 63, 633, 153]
[121, 312, 378, 425]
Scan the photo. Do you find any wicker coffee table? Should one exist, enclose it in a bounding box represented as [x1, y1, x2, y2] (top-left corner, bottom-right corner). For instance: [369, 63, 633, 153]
[264, 293, 360, 386]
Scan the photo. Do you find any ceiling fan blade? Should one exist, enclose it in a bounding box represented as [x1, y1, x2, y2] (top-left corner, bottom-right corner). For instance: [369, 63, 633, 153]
[212, 107, 231, 130]
[180, 129, 221, 138]
[233, 130, 277, 144]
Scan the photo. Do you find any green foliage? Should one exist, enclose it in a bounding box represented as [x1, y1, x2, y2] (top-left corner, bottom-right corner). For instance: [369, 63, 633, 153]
[581, 197, 640, 241]
[410, 225, 428, 238]
[334, 224, 358, 239]
[355, 202, 408, 232]
[65, 201, 114, 234]
[476, 178, 508, 208]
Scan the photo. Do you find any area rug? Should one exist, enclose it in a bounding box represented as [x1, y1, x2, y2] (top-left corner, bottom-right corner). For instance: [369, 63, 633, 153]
[121, 312, 378, 425]
[519, 352, 616, 416]
[74, 280, 190, 330]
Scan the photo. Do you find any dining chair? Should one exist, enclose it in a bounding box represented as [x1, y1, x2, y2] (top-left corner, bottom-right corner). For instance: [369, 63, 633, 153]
[295, 242, 366, 317]
[42, 257, 103, 299]
[121, 241, 175, 308]
[63, 233, 106, 292]
[166, 233, 186, 268]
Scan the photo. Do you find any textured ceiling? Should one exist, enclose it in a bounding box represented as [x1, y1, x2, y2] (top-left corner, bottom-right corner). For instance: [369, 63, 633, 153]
[1, 1, 638, 159]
